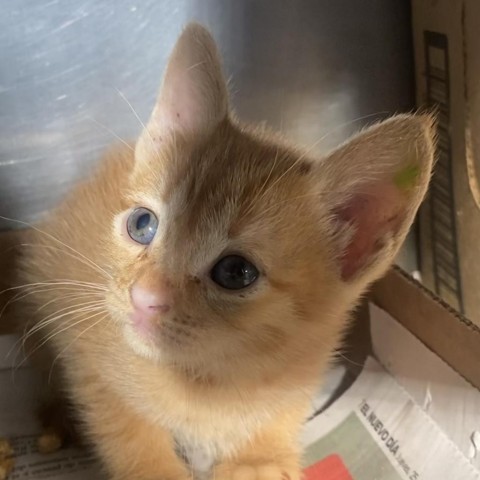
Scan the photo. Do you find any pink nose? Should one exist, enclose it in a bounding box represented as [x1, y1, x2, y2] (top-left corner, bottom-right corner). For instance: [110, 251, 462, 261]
[130, 283, 172, 315]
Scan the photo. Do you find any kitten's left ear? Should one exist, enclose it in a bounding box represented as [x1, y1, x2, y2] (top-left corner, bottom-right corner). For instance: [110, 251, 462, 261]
[139, 22, 228, 148]
[318, 114, 436, 284]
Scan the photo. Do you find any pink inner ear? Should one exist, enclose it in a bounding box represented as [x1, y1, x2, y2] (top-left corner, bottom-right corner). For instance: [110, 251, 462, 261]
[337, 182, 406, 280]
[157, 75, 204, 135]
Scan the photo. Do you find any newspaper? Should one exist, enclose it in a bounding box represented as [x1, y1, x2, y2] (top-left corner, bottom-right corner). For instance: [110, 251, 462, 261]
[1, 305, 479, 480]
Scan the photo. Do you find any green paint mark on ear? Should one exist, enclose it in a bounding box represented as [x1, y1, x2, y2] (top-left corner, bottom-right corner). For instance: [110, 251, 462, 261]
[394, 163, 420, 191]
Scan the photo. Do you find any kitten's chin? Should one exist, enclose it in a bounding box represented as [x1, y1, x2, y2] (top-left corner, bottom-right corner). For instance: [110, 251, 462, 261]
[122, 323, 165, 362]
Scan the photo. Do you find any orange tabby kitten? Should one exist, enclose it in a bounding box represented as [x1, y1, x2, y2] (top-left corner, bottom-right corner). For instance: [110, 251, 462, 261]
[16, 23, 435, 480]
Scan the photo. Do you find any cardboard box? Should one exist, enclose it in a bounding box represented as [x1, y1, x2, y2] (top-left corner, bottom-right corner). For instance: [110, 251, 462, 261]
[371, 265, 480, 390]
[412, 0, 480, 325]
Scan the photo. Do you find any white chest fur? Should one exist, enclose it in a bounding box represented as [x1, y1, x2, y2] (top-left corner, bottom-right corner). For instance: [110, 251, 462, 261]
[168, 402, 275, 479]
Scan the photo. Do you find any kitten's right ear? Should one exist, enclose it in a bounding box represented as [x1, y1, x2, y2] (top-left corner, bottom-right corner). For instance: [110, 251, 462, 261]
[137, 23, 228, 153]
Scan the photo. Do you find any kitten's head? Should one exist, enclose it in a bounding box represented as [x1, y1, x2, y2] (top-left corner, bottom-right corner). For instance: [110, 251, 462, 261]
[106, 24, 434, 377]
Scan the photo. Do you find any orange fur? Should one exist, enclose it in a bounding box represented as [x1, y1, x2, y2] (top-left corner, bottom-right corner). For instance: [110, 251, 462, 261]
[15, 23, 435, 480]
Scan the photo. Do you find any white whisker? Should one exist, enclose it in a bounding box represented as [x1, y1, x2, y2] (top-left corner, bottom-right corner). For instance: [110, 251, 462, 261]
[86, 116, 135, 152]
[16, 243, 111, 280]
[0, 214, 112, 279]
[17, 308, 107, 371]
[0, 283, 105, 328]
[37, 291, 104, 312]
[23, 301, 106, 344]
[0, 280, 107, 297]
[114, 87, 162, 164]
[48, 312, 109, 383]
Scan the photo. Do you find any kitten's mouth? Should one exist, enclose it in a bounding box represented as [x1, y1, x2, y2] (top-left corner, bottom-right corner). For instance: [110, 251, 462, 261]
[129, 309, 157, 339]
[124, 309, 189, 360]
[122, 312, 165, 361]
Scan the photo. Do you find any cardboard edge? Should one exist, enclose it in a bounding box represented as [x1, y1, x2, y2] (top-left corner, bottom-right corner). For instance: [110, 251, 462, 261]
[371, 265, 480, 390]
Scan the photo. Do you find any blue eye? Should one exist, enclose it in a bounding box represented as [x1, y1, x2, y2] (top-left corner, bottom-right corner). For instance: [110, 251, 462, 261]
[126, 207, 158, 245]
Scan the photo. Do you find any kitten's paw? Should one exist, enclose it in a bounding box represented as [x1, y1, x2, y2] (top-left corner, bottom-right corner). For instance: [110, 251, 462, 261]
[37, 396, 81, 454]
[0, 438, 14, 480]
[37, 428, 63, 454]
[214, 463, 301, 480]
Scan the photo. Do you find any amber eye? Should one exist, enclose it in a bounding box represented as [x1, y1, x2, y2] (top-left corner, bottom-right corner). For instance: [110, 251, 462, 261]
[126, 208, 158, 245]
[210, 255, 259, 290]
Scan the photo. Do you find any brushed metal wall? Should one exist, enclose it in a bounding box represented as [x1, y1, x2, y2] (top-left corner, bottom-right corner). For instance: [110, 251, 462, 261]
[0, 1, 414, 232]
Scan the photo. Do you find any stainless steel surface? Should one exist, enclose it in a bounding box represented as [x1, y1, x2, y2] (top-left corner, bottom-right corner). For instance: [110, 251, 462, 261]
[0, 0, 414, 231]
